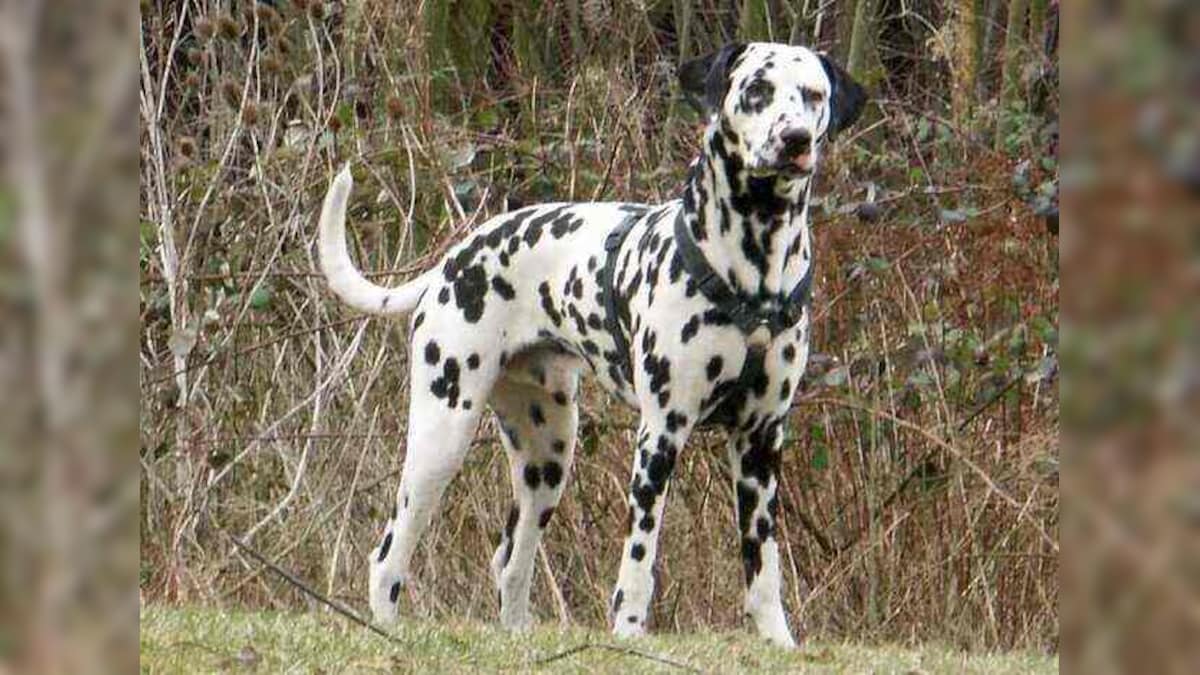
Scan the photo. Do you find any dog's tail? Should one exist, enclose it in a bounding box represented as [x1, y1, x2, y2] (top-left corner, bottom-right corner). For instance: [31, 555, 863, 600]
[317, 164, 430, 315]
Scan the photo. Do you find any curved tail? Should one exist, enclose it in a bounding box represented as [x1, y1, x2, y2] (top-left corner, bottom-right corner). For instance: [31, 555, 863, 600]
[317, 164, 430, 315]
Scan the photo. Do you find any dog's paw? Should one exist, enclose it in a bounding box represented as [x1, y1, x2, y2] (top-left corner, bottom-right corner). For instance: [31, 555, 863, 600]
[764, 631, 797, 650]
[751, 616, 797, 648]
[368, 565, 404, 625]
[611, 617, 646, 639]
[746, 603, 797, 648]
[499, 610, 533, 633]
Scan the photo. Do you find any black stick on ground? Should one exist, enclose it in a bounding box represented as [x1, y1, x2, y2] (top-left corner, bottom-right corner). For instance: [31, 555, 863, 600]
[531, 642, 705, 673]
[211, 515, 401, 644]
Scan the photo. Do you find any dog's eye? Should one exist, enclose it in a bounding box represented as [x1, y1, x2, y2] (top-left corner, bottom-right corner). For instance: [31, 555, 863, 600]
[742, 80, 773, 107]
[803, 88, 826, 105]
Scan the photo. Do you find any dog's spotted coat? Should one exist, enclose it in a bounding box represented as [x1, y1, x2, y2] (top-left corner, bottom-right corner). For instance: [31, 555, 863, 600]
[317, 42, 865, 647]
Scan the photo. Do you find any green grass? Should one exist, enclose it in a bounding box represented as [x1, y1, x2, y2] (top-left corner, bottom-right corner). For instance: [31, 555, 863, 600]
[140, 605, 1057, 674]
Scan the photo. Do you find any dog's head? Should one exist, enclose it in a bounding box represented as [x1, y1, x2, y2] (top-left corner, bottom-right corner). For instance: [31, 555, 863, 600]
[680, 42, 866, 179]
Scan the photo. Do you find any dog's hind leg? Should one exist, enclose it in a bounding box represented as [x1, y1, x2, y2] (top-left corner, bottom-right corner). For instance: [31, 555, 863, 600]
[488, 353, 580, 630]
[368, 322, 501, 625]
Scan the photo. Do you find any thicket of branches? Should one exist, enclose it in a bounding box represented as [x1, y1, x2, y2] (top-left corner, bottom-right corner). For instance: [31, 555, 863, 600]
[139, 0, 1059, 650]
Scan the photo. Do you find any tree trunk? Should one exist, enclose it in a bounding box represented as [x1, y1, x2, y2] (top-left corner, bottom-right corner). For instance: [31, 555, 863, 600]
[1029, 0, 1047, 54]
[845, 0, 879, 84]
[567, 0, 585, 63]
[996, 0, 1029, 150]
[737, 0, 773, 42]
[979, 0, 1004, 101]
[972, 0, 986, 97]
[951, 0, 980, 124]
[511, 0, 548, 77]
[426, 0, 495, 104]
[674, 0, 693, 60]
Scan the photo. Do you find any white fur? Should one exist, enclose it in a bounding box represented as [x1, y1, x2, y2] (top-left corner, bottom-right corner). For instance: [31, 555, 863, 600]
[317, 164, 432, 315]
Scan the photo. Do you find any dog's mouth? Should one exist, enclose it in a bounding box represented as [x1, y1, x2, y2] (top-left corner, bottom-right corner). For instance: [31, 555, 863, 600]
[745, 147, 817, 179]
[788, 152, 816, 173]
[748, 159, 814, 179]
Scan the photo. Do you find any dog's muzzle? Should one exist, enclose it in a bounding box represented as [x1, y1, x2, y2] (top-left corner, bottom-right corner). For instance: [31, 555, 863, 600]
[777, 128, 815, 174]
[748, 129, 817, 178]
[780, 129, 812, 159]
[748, 160, 814, 179]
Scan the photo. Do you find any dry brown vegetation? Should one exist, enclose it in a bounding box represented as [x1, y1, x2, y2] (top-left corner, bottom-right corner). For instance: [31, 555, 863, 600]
[139, 0, 1059, 652]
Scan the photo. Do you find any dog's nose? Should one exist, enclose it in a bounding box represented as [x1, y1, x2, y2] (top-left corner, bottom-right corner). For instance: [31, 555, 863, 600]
[780, 129, 812, 159]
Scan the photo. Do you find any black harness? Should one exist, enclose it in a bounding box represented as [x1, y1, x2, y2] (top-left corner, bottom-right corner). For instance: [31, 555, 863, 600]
[599, 209, 815, 385]
[600, 215, 640, 382]
[672, 212, 814, 340]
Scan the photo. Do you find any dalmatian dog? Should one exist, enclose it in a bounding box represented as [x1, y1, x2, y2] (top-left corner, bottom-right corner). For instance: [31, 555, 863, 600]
[317, 42, 864, 647]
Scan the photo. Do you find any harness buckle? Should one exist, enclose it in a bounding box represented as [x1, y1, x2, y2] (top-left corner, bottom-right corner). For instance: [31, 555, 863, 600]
[747, 320, 772, 348]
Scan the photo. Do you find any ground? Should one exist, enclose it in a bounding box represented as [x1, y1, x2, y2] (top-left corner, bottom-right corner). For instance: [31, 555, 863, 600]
[140, 605, 1057, 673]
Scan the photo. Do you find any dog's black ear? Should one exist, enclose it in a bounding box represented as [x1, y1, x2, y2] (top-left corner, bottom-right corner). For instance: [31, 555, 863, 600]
[818, 53, 867, 137]
[679, 43, 746, 116]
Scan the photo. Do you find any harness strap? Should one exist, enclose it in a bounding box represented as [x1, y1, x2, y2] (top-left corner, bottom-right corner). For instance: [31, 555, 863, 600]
[600, 214, 640, 382]
[598, 210, 816, 390]
[672, 212, 814, 340]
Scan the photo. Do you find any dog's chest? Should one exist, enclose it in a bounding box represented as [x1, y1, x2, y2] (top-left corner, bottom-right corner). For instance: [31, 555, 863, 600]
[609, 212, 812, 423]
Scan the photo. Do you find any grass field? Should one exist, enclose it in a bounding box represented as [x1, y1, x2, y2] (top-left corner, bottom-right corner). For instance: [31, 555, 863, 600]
[140, 605, 1057, 674]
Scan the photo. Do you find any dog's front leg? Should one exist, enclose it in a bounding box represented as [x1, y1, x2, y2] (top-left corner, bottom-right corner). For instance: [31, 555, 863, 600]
[609, 411, 694, 637]
[728, 416, 797, 648]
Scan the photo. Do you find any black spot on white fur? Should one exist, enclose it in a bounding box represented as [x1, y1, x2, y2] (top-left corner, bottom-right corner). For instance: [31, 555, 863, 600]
[500, 504, 519, 568]
[491, 276, 516, 300]
[543, 461, 563, 488]
[706, 356, 724, 381]
[429, 357, 461, 408]
[377, 532, 393, 562]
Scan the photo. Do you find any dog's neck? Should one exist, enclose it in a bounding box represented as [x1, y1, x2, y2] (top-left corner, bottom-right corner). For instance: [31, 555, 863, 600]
[680, 125, 813, 300]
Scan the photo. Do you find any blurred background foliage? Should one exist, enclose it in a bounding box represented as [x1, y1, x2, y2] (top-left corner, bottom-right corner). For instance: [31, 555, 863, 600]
[138, 0, 1061, 655]
[1, 1, 138, 672]
[1057, 2, 1200, 673]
